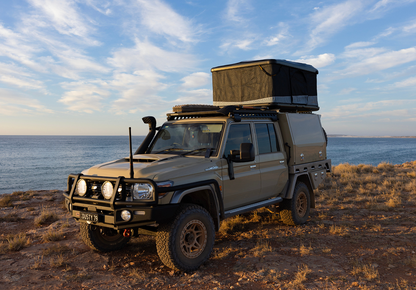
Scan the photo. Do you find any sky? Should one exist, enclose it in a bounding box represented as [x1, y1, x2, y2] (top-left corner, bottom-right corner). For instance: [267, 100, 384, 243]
[1, 0, 416, 136]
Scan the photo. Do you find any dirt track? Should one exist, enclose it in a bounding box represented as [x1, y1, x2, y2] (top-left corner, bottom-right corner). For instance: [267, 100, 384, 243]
[1, 161, 415, 289]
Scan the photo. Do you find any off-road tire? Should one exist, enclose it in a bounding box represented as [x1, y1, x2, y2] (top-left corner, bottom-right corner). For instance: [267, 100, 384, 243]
[280, 182, 310, 226]
[80, 223, 131, 252]
[156, 204, 215, 272]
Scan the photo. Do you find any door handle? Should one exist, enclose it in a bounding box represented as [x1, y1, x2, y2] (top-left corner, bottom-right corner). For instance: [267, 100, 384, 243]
[250, 165, 257, 169]
[279, 160, 284, 164]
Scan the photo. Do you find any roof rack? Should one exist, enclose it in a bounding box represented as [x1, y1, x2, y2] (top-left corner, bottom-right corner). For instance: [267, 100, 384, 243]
[167, 105, 278, 121]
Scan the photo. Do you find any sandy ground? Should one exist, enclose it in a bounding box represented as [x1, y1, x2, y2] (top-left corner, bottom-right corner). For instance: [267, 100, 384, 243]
[1, 162, 415, 289]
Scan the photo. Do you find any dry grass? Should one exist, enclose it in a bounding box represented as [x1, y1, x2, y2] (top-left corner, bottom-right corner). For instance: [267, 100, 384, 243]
[34, 208, 59, 227]
[0, 195, 13, 208]
[251, 239, 272, 257]
[42, 229, 64, 242]
[7, 233, 31, 251]
[351, 263, 379, 281]
[288, 264, 312, 289]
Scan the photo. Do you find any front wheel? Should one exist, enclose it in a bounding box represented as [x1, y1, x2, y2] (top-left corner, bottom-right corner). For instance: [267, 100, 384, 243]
[280, 182, 310, 226]
[80, 223, 131, 252]
[156, 204, 215, 272]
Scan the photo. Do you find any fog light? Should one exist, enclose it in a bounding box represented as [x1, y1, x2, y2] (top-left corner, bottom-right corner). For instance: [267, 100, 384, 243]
[121, 210, 132, 221]
[101, 181, 113, 200]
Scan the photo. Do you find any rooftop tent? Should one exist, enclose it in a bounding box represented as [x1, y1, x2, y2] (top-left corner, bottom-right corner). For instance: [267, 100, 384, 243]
[211, 59, 319, 111]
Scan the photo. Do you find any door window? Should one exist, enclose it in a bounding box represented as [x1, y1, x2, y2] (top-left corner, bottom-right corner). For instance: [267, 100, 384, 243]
[255, 123, 280, 154]
[223, 124, 252, 157]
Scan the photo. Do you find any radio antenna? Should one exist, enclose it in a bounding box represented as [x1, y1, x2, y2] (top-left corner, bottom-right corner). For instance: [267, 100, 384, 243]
[129, 127, 134, 179]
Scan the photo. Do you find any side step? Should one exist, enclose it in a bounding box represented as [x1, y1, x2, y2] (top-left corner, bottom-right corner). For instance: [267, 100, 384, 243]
[224, 197, 283, 219]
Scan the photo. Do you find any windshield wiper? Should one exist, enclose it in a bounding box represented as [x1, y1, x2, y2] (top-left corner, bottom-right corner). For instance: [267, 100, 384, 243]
[180, 147, 214, 158]
[153, 148, 184, 154]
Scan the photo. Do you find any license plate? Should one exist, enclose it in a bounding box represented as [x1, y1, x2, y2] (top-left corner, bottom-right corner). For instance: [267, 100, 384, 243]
[80, 212, 99, 222]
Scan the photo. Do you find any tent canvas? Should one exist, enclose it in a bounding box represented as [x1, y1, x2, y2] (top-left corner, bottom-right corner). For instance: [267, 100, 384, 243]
[211, 59, 319, 111]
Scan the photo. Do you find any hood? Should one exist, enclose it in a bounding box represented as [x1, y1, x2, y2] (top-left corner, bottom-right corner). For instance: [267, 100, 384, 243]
[82, 154, 215, 182]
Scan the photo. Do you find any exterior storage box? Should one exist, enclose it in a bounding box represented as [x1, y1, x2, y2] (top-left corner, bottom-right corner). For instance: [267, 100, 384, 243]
[277, 112, 326, 166]
[211, 59, 319, 111]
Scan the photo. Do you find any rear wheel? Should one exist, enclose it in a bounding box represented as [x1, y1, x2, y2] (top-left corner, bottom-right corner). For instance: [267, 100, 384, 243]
[80, 223, 131, 252]
[156, 204, 215, 272]
[280, 182, 310, 226]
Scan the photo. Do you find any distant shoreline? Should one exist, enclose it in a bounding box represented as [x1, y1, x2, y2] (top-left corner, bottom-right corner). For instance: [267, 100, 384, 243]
[328, 135, 416, 138]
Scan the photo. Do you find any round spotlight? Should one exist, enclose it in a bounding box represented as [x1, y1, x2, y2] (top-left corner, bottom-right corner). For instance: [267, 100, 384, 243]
[101, 181, 114, 200]
[76, 179, 87, 196]
[121, 210, 132, 221]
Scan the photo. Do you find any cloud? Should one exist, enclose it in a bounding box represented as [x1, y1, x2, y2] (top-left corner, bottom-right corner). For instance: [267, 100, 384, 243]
[134, 0, 197, 44]
[225, 0, 252, 24]
[393, 76, 416, 88]
[0, 88, 53, 115]
[323, 99, 416, 119]
[180, 72, 210, 89]
[109, 70, 168, 114]
[172, 89, 212, 105]
[336, 46, 416, 77]
[294, 53, 336, 68]
[263, 22, 291, 46]
[108, 38, 197, 73]
[59, 81, 111, 113]
[27, 0, 93, 39]
[303, 0, 364, 52]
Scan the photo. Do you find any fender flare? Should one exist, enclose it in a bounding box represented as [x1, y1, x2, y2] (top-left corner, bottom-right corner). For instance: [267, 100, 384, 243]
[284, 173, 315, 208]
[170, 182, 223, 231]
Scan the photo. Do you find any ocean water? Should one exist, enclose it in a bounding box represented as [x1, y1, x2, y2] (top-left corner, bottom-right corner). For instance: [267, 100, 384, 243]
[0, 136, 415, 195]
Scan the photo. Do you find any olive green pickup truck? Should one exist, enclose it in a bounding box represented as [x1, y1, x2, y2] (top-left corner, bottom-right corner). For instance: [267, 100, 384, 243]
[63, 104, 331, 271]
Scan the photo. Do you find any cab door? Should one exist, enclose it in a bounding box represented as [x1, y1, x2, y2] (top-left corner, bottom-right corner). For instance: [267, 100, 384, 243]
[254, 123, 288, 199]
[221, 123, 261, 210]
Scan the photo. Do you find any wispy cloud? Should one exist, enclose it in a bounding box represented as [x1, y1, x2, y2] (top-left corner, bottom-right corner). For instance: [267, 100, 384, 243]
[225, 0, 252, 24]
[133, 0, 197, 44]
[59, 81, 111, 113]
[180, 72, 210, 89]
[302, 0, 364, 53]
[109, 70, 167, 114]
[263, 22, 291, 47]
[294, 53, 336, 68]
[108, 38, 197, 73]
[0, 88, 53, 115]
[336, 46, 416, 77]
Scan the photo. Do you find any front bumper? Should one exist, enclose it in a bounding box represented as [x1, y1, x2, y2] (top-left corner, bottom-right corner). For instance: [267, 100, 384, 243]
[64, 174, 179, 230]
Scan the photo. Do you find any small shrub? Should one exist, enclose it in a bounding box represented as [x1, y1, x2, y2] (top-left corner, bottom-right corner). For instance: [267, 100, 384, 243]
[290, 264, 312, 288]
[377, 162, 394, 171]
[386, 196, 402, 208]
[7, 233, 30, 251]
[329, 225, 349, 236]
[30, 255, 44, 270]
[219, 215, 247, 234]
[34, 208, 59, 227]
[50, 254, 66, 268]
[0, 195, 13, 207]
[42, 229, 64, 242]
[351, 263, 379, 281]
[251, 239, 272, 257]
[407, 171, 416, 178]
[299, 244, 313, 256]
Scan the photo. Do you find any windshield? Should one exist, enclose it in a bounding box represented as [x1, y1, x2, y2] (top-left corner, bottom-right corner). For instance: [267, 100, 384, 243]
[148, 123, 223, 157]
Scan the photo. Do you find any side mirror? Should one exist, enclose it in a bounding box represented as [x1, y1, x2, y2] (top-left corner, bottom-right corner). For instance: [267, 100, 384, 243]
[230, 143, 255, 162]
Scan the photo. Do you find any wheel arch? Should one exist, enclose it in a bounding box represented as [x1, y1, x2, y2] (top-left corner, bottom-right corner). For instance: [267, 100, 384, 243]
[171, 185, 221, 231]
[285, 173, 315, 208]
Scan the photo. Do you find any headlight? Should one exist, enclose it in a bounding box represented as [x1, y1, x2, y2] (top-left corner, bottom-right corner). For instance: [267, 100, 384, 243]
[75, 179, 87, 196]
[131, 183, 154, 200]
[101, 181, 114, 199]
